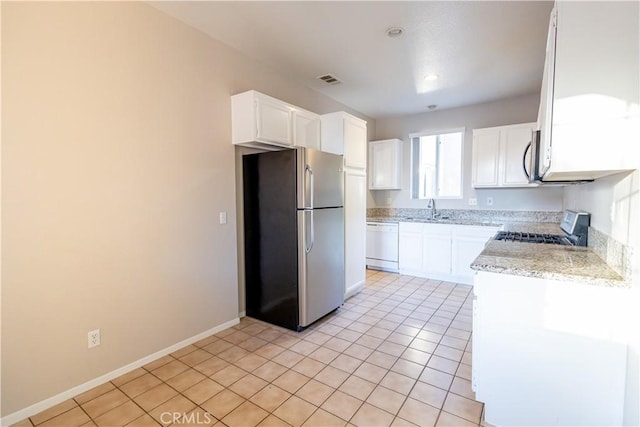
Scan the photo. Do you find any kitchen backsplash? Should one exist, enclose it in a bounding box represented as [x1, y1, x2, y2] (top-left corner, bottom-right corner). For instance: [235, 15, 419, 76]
[367, 208, 564, 224]
[588, 227, 634, 282]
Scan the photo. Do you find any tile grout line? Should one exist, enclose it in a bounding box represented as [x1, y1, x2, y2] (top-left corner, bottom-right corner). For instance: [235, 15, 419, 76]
[25, 272, 480, 427]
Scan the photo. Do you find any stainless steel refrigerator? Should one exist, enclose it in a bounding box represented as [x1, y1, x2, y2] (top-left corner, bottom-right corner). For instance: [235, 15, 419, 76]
[243, 148, 345, 331]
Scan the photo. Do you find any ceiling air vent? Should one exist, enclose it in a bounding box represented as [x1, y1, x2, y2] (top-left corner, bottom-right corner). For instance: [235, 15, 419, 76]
[317, 74, 342, 85]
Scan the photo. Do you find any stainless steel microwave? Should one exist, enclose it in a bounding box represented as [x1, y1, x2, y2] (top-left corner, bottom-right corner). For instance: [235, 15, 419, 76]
[524, 130, 593, 185]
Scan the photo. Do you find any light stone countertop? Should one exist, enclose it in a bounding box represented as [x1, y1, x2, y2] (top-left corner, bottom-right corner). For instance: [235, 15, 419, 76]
[367, 215, 626, 287]
[471, 240, 626, 287]
[366, 216, 503, 227]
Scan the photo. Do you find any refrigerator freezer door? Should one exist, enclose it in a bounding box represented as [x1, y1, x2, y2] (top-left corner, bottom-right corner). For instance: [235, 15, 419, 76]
[297, 148, 344, 209]
[298, 207, 345, 327]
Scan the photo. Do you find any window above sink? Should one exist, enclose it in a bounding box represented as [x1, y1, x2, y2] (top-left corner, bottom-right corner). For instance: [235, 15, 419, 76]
[410, 129, 464, 199]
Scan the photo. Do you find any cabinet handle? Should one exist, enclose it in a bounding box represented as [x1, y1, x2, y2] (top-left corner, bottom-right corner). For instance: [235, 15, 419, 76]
[522, 141, 532, 180]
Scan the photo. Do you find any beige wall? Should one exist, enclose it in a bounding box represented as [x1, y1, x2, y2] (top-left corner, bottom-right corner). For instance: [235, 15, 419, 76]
[1, 2, 370, 416]
[371, 93, 564, 212]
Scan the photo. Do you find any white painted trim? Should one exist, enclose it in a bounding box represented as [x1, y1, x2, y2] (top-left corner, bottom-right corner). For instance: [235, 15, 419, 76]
[238, 311, 246, 318]
[0, 317, 240, 426]
[345, 280, 365, 300]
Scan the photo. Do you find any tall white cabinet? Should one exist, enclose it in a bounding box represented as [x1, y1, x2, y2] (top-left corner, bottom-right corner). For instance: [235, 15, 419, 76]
[321, 112, 367, 299]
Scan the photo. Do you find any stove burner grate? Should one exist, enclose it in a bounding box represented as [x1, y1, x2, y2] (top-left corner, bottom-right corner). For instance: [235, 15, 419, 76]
[494, 231, 572, 246]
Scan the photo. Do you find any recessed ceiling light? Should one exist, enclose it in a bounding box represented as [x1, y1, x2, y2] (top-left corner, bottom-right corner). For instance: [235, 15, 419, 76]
[425, 74, 439, 81]
[386, 27, 404, 38]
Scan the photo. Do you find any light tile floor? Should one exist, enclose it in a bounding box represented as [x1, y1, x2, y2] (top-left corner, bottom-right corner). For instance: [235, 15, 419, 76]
[16, 270, 486, 427]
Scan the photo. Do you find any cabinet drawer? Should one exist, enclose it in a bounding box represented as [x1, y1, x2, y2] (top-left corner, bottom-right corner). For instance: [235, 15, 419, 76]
[399, 222, 423, 233]
[423, 223, 452, 236]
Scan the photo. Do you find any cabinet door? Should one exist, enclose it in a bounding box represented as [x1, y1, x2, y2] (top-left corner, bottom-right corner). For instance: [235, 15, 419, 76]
[501, 125, 535, 186]
[399, 223, 423, 272]
[255, 97, 292, 146]
[452, 237, 488, 280]
[345, 170, 366, 294]
[343, 117, 367, 169]
[538, 8, 556, 175]
[293, 110, 320, 150]
[369, 139, 402, 190]
[423, 234, 452, 275]
[452, 225, 500, 284]
[472, 130, 500, 187]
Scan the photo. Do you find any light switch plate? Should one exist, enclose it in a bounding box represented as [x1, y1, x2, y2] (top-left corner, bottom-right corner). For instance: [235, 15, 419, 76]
[468, 198, 477, 206]
[219, 212, 227, 224]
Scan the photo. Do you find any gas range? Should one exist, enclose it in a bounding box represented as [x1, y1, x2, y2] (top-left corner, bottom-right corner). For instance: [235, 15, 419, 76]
[494, 231, 572, 246]
[494, 210, 591, 247]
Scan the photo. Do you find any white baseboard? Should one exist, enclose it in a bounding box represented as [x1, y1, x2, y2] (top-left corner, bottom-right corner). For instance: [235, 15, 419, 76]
[345, 280, 365, 300]
[0, 317, 240, 426]
[398, 269, 473, 286]
[238, 311, 246, 318]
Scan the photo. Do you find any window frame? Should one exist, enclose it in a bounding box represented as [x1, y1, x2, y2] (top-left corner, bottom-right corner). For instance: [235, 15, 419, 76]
[409, 127, 465, 200]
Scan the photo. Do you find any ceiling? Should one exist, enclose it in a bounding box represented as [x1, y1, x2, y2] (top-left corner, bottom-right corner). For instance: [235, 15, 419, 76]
[149, 1, 554, 119]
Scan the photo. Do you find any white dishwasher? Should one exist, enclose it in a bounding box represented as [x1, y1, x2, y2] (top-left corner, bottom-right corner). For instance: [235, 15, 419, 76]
[366, 222, 399, 272]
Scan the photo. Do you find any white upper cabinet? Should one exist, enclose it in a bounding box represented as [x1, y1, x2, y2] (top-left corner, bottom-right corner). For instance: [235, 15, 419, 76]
[293, 109, 320, 150]
[320, 112, 367, 168]
[231, 90, 320, 150]
[538, 2, 639, 180]
[472, 123, 537, 188]
[369, 139, 403, 190]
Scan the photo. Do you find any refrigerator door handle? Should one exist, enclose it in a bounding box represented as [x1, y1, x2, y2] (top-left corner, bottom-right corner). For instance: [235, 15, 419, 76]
[306, 165, 314, 209]
[305, 210, 315, 254]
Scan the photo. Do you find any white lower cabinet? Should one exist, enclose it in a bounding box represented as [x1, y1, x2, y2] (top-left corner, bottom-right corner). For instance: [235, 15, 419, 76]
[422, 224, 452, 276]
[474, 271, 630, 426]
[451, 226, 500, 279]
[399, 222, 499, 284]
[398, 223, 424, 275]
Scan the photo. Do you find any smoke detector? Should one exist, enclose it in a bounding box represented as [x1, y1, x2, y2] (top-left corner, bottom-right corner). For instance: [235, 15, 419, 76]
[317, 74, 342, 85]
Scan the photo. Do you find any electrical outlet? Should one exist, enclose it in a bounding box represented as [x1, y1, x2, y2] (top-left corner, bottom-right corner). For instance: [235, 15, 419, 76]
[386, 197, 392, 205]
[486, 197, 494, 206]
[88, 329, 101, 348]
[468, 198, 477, 206]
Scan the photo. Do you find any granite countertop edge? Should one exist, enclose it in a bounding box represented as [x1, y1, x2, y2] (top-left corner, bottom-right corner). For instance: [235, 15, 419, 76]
[367, 216, 627, 288]
[470, 259, 628, 288]
[366, 216, 503, 227]
[470, 241, 627, 288]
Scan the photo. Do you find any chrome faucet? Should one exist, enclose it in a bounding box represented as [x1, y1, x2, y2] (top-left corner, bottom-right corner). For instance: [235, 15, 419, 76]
[427, 198, 438, 219]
